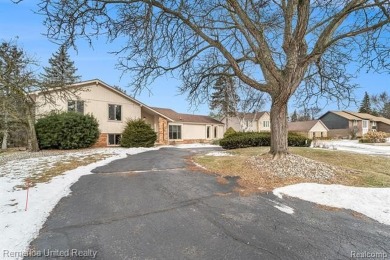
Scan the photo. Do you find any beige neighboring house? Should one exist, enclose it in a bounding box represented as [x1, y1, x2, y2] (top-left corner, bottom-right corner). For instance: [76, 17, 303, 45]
[151, 107, 224, 144]
[319, 111, 390, 138]
[222, 112, 271, 132]
[288, 120, 329, 139]
[33, 79, 223, 146]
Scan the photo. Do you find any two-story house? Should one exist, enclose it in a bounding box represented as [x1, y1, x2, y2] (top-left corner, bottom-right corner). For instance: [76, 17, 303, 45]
[319, 111, 390, 138]
[33, 79, 224, 146]
[221, 111, 271, 132]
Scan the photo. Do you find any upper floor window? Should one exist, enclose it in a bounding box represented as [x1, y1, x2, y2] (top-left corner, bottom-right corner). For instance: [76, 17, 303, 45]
[108, 104, 122, 121]
[68, 100, 84, 114]
[263, 121, 270, 128]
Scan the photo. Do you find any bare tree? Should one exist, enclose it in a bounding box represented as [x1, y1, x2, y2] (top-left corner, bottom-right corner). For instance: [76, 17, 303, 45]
[0, 41, 39, 151]
[31, 0, 390, 157]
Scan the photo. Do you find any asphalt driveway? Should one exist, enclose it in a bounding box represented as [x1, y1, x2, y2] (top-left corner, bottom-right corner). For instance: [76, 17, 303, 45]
[27, 147, 390, 259]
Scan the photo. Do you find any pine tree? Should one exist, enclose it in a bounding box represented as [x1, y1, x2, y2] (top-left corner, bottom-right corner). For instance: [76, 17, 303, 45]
[359, 92, 372, 114]
[41, 45, 80, 88]
[209, 75, 239, 118]
[290, 110, 298, 122]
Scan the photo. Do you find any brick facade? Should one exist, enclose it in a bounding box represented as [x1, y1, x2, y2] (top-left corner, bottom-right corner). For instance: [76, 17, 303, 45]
[93, 133, 108, 147]
[157, 117, 169, 145]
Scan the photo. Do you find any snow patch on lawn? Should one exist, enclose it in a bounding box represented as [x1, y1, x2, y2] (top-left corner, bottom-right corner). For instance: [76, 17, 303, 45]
[0, 147, 159, 259]
[274, 183, 390, 225]
[205, 151, 232, 156]
[312, 140, 390, 156]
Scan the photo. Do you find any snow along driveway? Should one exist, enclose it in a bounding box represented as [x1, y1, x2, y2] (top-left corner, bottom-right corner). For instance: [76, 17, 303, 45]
[0, 147, 161, 259]
[0, 143, 219, 259]
[274, 183, 390, 225]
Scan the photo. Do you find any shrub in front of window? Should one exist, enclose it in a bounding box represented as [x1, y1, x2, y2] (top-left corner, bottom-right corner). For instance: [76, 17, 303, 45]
[35, 112, 100, 149]
[121, 119, 157, 147]
[219, 131, 311, 149]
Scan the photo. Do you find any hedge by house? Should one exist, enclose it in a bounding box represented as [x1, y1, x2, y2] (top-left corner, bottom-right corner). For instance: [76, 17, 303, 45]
[120, 119, 157, 147]
[223, 127, 236, 138]
[219, 131, 311, 149]
[35, 112, 99, 149]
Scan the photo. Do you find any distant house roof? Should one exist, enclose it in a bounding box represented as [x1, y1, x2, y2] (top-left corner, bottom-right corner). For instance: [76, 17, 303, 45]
[240, 111, 269, 120]
[151, 107, 224, 125]
[219, 111, 269, 121]
[288, 120, 329, 132]
[320, 111, 390, 125]
[321, 111, 361, 120]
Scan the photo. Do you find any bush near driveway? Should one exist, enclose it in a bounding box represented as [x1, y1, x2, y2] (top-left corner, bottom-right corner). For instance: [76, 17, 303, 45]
[359, 131, 389, 143]
[121, 119, 157, 147]
[220, 131, 311, 149]
[36, 112, 100, 149]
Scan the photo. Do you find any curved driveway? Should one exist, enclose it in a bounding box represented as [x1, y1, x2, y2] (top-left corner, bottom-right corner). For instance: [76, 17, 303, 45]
[27, 147, 390, 259]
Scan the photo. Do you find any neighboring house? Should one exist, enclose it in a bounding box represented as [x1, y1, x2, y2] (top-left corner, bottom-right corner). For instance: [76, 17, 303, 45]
[288, 120, 329, 139]
[33, 79, 223, 146]
[319, 111, 390, 138]
[151, 107, 224, 144]
[222, 112, 271, 132]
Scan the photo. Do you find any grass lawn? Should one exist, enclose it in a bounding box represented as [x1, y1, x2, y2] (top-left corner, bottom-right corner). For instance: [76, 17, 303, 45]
[193, 147, 390, 191]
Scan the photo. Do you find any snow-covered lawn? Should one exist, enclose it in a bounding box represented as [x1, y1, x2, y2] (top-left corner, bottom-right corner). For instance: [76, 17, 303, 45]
[312, 140, 390, 156]
[0, 147, 160, 259]
[274, 183, 390, 225]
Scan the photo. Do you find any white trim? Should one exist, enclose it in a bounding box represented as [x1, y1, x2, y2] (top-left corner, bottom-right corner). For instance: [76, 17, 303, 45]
[168, 123, 183, 141]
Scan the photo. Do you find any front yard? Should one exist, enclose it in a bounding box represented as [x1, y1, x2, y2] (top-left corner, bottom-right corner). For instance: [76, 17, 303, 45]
[194, 146, 390, 225]
[194, 147, 390, 190]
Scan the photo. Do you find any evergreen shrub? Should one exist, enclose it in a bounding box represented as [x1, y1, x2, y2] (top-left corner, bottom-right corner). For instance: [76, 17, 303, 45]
[121, 119, 157, 147]
[36, 112, 99, 149]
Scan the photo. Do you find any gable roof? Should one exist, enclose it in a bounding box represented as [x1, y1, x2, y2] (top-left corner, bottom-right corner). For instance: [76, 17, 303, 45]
[240, 111, 269, 121]
[288, 120, 329, 132]
[151, 107, 223, 125]
[31, 79, 174, 121]
[320, 110, 390, 125]
[320, 111, 361, 120]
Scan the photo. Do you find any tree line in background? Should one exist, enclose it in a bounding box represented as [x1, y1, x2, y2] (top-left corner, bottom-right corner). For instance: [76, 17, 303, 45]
[0, 40, 80, 151]
[359, 91, 390, 119]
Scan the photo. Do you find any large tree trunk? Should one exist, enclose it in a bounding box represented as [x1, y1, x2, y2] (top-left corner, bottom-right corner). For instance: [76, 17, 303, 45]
[269, 97, 288, 158]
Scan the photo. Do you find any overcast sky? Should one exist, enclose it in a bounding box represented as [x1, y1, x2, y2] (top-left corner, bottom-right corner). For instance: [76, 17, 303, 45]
[1, 1, 389, 116]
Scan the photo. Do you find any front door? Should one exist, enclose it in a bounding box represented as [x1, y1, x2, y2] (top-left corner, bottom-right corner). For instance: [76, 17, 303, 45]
[362, 120, 369, 135]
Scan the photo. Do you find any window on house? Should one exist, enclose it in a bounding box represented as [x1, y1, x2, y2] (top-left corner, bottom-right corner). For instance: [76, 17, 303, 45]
[108, 104, 122, 121]
[353, 120, 358, 126]
[67, 100, 84, 114]
[206, 126, 211, 139]
[108, 134, 121, 145]
[362, 120, 368, 128]
[321, 132, 324, 137]
[214, 126, 218, 138]
[169, 125, 182, 139]
[263, 121, 270, 128]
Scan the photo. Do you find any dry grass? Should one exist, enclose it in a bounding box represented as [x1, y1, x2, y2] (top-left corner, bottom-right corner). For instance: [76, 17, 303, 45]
[193, 147, 390, 193]
[18, 154, 110, 189]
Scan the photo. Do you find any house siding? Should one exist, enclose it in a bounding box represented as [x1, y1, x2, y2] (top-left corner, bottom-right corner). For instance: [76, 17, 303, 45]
[320, 113, 349, 129]
[377, 122, 390, 133]
[35, 83, 142, 134]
